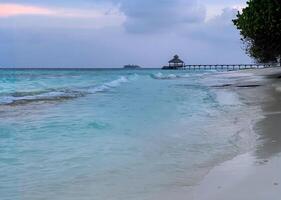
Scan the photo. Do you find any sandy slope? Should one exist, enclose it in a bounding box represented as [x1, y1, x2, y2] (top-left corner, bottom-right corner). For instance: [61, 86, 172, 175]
[194, 67, 281, 200]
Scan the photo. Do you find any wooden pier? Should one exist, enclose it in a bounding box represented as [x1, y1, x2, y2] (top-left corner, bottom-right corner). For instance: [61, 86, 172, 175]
[163, 64, 277, 70]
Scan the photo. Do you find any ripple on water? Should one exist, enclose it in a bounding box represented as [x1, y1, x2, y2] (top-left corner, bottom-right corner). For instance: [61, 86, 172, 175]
[88, 121, 112, 130]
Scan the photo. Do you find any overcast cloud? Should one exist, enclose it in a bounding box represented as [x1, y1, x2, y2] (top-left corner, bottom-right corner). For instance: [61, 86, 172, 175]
[0, 0, 250, 68]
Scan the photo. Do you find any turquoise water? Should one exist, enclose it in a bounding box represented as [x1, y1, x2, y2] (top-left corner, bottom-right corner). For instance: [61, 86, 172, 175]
[0, 69, 253, 200]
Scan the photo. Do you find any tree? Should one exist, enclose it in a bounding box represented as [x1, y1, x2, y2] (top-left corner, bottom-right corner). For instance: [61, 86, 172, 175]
[233, 0, 281, 65]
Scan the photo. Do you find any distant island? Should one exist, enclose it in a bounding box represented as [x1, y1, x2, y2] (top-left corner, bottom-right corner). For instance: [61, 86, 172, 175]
[123, 65, 141, 69]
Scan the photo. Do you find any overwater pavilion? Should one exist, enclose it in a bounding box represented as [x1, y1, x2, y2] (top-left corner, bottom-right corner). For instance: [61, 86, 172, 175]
[168, 55, 185, 69]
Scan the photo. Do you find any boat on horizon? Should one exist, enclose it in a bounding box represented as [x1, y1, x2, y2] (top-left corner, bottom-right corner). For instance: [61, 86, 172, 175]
[123, 64, 141, 69]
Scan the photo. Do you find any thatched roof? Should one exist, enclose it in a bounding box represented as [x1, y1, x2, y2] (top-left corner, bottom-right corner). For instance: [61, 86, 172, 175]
[169, 55, 184, 63]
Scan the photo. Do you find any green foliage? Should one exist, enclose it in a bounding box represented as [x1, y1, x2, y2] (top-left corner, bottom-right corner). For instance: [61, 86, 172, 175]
[233, 0, 281, 64]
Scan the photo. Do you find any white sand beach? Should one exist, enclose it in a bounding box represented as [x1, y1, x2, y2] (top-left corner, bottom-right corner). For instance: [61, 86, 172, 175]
[194, 67, 281, 200]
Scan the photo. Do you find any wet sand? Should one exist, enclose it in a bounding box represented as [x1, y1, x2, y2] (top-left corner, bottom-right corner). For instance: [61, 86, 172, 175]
[195, 67, 281, 200]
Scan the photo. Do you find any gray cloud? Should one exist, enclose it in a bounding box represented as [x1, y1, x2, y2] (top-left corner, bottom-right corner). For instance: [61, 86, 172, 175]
[115, 0, 206, 33]
[184, 8, 239, 42]
[176, 8, 248, 64]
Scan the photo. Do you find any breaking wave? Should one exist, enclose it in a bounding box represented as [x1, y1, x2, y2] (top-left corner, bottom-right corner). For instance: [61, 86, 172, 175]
[0, 90, 86, 106]
[87, 76, 129, 93]
[0, 76, 130, 106]
[151, 72, 190, 80]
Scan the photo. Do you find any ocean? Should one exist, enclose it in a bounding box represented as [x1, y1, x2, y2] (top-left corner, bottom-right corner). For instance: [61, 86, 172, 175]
[0, 69, 259, 200]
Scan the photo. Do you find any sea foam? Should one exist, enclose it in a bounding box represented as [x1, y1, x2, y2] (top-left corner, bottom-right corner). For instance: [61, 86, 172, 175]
[0, 76, 131, 105]
[151, 72, 190, 80]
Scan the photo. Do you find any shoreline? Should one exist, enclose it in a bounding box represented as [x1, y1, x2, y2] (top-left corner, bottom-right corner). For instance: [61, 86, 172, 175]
[194, 68, 281, 199]
[1, 68, 281, 199]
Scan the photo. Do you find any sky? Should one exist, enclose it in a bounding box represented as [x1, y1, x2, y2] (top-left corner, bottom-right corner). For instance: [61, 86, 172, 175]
[0, 0, 251, 68]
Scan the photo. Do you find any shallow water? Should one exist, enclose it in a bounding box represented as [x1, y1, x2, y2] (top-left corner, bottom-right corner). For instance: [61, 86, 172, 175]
[0, 69, 259, 200]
